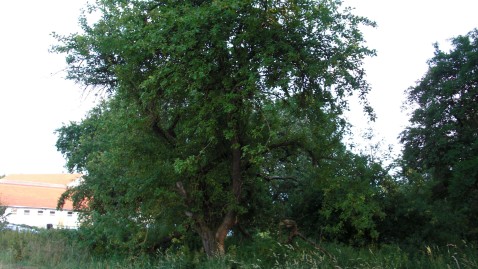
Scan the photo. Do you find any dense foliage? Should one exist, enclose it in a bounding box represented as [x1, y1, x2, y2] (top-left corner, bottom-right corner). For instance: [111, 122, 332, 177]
[400, 29, 478, 242]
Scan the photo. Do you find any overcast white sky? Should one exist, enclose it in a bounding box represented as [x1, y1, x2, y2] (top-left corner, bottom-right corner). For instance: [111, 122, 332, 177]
[1, 1, 478, 175]
[343, 0, 478, 157]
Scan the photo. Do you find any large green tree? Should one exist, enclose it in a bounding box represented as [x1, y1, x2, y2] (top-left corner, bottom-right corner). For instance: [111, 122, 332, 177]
[54, 0, 375, 256]
[401, 29, 478, 241]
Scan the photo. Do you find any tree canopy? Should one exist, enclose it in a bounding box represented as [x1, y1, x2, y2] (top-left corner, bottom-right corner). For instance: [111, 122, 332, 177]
[54, 0, 376, 256]
[401, 29, 478, 241]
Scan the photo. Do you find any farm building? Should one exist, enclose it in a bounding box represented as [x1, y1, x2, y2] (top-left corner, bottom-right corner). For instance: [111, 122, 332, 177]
[0, 174, 81, 229]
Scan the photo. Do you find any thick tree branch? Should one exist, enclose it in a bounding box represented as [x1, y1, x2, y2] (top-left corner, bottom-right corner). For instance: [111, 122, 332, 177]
[279, 219, 332, 259]
[167, 114, 180, 139]
[151, 114, 176, 145]
[257, 174, 299, 182]
[266, 140, 318, 165]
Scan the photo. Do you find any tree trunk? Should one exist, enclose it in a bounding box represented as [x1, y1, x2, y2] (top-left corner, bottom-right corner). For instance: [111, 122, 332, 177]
[197, 212, 236, 257]
[199, 135, 242, 257]
[199, 227, 218, 257]
[212, 134, 242, 254]
[182, 128, 243, 257]
[215, 211, 236, 255]
[177, 181, 239, 257]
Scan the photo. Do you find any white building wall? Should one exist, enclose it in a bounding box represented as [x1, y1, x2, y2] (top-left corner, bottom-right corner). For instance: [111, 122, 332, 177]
[5, 206, 79, 229]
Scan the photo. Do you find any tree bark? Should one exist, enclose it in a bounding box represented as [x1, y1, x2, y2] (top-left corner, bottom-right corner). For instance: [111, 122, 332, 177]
[199, 226, 218, 257]
[195, 214, 237, 257]
[204, 135, 242, 257]
[215, 211, 236, 255]
[178, 127, 243, 257]
[205, 136, 242, 256]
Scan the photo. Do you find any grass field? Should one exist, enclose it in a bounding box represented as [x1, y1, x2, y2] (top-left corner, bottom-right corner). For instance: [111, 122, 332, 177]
[0, 229, 477, 268]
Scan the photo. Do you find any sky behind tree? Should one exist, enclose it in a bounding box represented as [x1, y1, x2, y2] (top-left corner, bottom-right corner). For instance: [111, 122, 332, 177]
[1, 0, 477, 174]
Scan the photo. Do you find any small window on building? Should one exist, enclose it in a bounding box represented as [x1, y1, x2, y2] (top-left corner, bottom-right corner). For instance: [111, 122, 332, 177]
[38, 210, 44, 215]
[67, 212, 73, 217]
[11, 208, 17, 215]
[24, 210, 30, 215]
[50, 211, 55, 216]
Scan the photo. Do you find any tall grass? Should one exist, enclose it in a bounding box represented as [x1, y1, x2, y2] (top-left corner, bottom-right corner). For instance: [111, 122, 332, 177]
[0, 229, 88, 268]
[0, 229, 477, 268]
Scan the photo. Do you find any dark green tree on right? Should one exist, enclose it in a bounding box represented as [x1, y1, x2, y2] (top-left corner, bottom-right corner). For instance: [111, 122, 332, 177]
[401, 29, 478, 241]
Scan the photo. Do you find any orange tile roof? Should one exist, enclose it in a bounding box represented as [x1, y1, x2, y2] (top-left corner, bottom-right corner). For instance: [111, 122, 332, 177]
[0, 174, 81, 210]
[2, 174, 82, 185]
